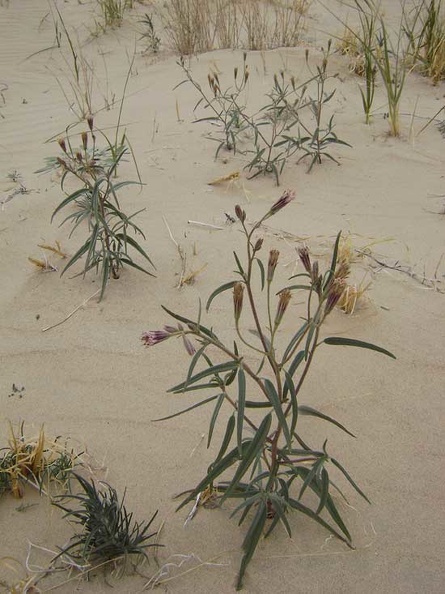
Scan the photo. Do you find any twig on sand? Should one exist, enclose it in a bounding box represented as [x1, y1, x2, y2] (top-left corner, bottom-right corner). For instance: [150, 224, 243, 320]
[163, 216, 187, 287]
[187, 220, 224, 230]
[358, 249, 444, 293]
[41, 289, 101, 332]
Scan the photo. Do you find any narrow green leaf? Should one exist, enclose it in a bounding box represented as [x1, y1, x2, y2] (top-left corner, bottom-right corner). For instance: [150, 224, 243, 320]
[221, 413, 272, 502]
[323, 337, 396, 359]
[330, 457, 371, 504]
[245, 401, 272, 409]
[214, 414, 235, 465]
[206, 280, 237, 312]
[169, 361, 238, 393]
[162, 305, 218, 341]
[152, 394, 219, 422]
[237, 502, 267, 590]
[287, 497, 352, 547]
[284, 371, 299, 438]
[254, 258, 265, 290]
[233, 251, 246, 278]
[263, 379, 291, 448]
[237, 367, 246, 456]
[298, 406, 355, 438]
[207, 393, 225, 448]
[323, 231, 342, 292]
[315, 467, 329, 515]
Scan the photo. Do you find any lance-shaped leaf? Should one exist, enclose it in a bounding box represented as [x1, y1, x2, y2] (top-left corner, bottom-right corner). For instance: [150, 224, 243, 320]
[323, 337, 396, 359]
[177, 441, 243, 511]
[221, 413, 272, 503]
[298, 406, 355, 438]
[169, 361, 238, 393]
[264, 494, 292, 538]
[206, 280, 237, 312]
[214, 414, 236, 465]
[282, 322, 309, 364]
[236, 501, 267, 591]
[284, 371, 299, 437]
[152, 394, 220, 422]
[330, 456, 371, 504]
[237, 367, 246, 456]
[287, 496, 352, 547]
[323, 231, 342, 293]
[207, 393, 225, 448]
[297, 466, 351, 540]
[162, 305, 219, 341]
[263, 379, 291, 448]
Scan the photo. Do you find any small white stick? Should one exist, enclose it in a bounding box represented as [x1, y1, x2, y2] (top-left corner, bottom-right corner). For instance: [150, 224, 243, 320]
[188, 220, 224, 230]
[41, 289, 100, 332]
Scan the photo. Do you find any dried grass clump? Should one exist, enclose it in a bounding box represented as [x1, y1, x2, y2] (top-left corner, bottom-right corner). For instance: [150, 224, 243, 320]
[0, 422, 81, 498]
[160, 0, 310, 54]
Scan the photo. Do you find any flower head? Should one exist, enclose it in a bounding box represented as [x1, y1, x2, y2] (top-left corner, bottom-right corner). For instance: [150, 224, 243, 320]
[324, 279, 346, 316]
[274, 289, 291, 327]
[141, 326, 177, 347]
[267, 249, 280, 282]
[298, 246, 311, 274]
[268, 189, 295, 217]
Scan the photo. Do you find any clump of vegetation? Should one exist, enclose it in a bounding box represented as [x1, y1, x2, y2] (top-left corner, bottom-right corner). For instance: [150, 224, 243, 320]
[179, 44, 350, 183]
[98, 0, 133, 29]
[0, 422, 81, 498]
[53, 473, 160, 570]
[139, 13, 161, 54]
[161, 0, 310, 55]
[38, 117, 155, 301]
[142, 191, 395, 589]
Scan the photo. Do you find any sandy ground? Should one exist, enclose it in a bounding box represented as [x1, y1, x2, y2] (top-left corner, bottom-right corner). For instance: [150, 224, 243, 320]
[0, 0, 444, 592]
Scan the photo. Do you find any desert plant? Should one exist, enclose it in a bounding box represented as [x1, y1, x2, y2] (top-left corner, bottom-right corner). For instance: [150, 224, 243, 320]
[162, 0, 213, 55]
[179, 51, 350, 183]
[38, 118, 155, 301]
[97, 0, 132, 29]
[177, 54, 250, 158]
[142, 191, 395, 589]
[403, 0, 445, 84]
[284, 42, 352, 172]
[0, 422, 80, 498]
[53, 473, 160, 567]
[242, 70, 309, 183]
[341, 6, 378, 124]
[139, 13, 161, 54]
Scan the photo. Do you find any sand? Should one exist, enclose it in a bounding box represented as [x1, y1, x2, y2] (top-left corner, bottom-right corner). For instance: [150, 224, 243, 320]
[0, 0, 444, 592]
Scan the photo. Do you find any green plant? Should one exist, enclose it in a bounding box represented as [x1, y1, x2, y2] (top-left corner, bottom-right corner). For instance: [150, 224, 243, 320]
[179, 49, 350, 183]
[177, 54, 250, 159]
[139, 13, 161, 54]
[53, 473, 160, 567]
[327, 0, 407, 136]
[142, 192, 396, 589]
[403, 0, 445, 84]
[98, 0, 132, 29]
[282, 42, 351, 172]
[38, 118, 155, 301]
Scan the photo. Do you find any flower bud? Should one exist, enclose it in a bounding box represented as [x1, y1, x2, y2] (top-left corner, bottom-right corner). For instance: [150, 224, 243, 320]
[58, 138, 67, 153]
[324, 279, 345, 315]
[298, 246, 311, 274]
[274, 289, 291, 327]
[233, 282, 244, 322]
[76, 152, 83, 162]
[81, 131, 88, 150]
[254, 238, 263, 252]
[87, 115, 94, 131]
[267, 249, 280, 282]
[235, 204, 246, 222]
[234, 66, 238, 80]
[268, 189, 295, 217]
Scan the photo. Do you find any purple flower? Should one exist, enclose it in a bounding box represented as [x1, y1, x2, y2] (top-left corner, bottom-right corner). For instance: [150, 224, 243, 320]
[269, 189, 295, 216]
[141, 326, 176, 347]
